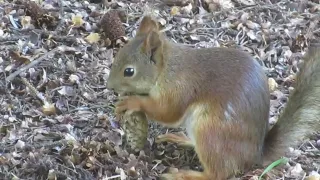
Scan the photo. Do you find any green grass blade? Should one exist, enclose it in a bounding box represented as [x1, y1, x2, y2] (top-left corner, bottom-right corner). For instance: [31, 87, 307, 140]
[258, 157, 288, 180]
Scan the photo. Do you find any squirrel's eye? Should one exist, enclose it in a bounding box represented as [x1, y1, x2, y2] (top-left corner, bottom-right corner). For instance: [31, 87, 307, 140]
[124, 68, 135, 77]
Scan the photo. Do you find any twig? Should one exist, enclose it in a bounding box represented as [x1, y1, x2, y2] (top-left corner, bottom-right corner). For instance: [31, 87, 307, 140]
[9, 29, 79, 45]
[5, 46, 61, 82]
[0, 139, 68, 153]
[0, 36, 28, 43]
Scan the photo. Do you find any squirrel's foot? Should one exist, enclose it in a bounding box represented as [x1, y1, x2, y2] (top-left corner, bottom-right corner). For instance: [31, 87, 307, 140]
[156, 132, 194, 147]
[160, 170, 209, 180]
[115, 96, 143, 114]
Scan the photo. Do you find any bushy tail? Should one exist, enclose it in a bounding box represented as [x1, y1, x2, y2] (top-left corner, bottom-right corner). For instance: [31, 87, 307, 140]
[263, 45, 320, 164]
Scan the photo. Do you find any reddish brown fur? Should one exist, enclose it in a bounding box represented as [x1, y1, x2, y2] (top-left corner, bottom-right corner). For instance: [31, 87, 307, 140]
[156, 132, 193, 147]
[136, 16, 159, 36]
[107, 16, 320, 180]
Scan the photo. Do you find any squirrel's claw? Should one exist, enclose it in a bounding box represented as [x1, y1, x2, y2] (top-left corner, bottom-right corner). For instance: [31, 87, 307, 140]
[115, 100, 127, 114]
[115, 96, 142, 115]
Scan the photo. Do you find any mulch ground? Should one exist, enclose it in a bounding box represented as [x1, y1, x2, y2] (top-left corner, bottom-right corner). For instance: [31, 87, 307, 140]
[0, 0, 319, 179]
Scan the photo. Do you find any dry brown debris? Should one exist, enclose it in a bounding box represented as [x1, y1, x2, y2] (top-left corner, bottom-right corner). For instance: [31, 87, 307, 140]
[0, 0, 319, 179]
[23, 0, 59, 30]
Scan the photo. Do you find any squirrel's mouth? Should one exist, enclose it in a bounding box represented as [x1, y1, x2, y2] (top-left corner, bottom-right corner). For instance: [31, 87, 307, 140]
[118, 92, 149, 96]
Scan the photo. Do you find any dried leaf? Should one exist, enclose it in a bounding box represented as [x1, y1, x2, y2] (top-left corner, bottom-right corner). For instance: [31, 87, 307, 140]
[42, 103, 56, 116]
[85, 33, 101, 44]
[170, 6, 180, 15]
[72, 15, 84, 27]
[268, 78, 278, 92]
[57, 86, 75, 96]
[47, 169, 57, 180]
[15, 140, 26, 149]
[288, 163, 304, 178]
[236, 0, 256, 6]
[158, 18, 167, 26]
[181, 3, 193, 14]
[21, 16, 32, 29]
[9, 51, 31, 65]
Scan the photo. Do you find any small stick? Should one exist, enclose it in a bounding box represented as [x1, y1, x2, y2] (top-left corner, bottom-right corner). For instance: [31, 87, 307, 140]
[6, 46, 65, 82]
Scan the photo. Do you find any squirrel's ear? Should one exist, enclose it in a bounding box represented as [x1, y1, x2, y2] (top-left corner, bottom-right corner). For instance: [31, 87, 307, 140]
[136, 16, 159, 36]
[138, 16, 163, 65]
[141, 30, 162, 55]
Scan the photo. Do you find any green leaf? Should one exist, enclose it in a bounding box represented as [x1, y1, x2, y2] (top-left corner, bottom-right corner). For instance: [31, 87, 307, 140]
[259, 157, 288, 180]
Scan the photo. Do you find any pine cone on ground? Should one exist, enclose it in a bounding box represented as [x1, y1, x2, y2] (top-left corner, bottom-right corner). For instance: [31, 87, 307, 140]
[100, 10, 126, 45]
[24, 1, 58, 29]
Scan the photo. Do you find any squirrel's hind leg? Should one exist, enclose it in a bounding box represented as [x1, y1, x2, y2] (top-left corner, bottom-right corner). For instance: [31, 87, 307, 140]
[190, 108, 260, 180]
[159, 105, 239, 180]
[155, 132, 194, 147]
[160, 170, 209, 180]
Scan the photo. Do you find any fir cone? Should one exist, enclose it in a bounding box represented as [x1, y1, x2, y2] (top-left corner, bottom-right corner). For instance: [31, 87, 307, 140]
[100, 10, 126, 42]
[120, 110, 148, 152]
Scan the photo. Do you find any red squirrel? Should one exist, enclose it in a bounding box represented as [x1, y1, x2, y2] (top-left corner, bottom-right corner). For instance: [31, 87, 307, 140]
[106, 16, 320, 180]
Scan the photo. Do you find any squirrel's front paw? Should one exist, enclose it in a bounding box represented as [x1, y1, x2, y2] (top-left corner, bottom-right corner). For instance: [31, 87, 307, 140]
[115, 96, 142, 114]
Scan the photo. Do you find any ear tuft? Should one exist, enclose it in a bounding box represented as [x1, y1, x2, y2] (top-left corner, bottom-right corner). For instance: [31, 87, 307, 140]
[137, 16, 159, 36]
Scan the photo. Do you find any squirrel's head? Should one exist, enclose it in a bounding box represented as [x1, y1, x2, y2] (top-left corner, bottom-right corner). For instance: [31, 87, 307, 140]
[106, 15, 165, 95]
